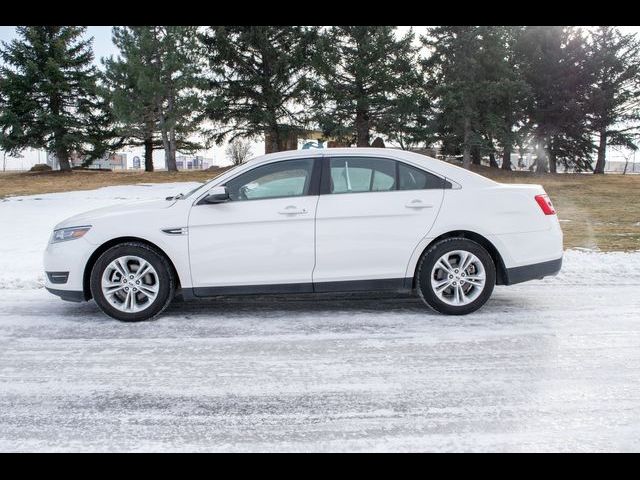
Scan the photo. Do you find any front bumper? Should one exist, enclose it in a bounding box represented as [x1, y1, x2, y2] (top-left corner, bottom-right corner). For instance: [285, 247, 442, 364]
[45, 287, 86, 302]
[43, 237, 93, 299]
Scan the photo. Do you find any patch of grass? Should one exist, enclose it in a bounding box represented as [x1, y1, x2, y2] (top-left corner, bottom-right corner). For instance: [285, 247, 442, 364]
[1, 165, 638, 252]
[0, 169, 225, 199]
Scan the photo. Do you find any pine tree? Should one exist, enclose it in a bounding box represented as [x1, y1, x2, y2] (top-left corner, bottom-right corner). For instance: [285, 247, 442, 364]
[200, 26, 317, 154]
[516, 26, 593, 173]
[154, 26, 204, 171]
[475, 26, 530, 170]
[0, 26, 111, 171]
[422, 26, 486, 168]
[102, 27, 163, 172]
[376, 85, 432, 150]
[311, 26, 420, 148]
[103, 26, 204, 172]
[588, 26, 640, 174]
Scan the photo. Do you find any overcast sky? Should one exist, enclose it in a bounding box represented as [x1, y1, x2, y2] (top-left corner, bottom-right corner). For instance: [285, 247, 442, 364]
[2, 26, 639, 68]
[1, 26, 639, 170]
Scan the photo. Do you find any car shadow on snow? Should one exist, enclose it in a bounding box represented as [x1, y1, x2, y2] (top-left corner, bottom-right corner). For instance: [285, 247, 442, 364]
[41, 288, 534, 326]
[162, 289, 532, 317]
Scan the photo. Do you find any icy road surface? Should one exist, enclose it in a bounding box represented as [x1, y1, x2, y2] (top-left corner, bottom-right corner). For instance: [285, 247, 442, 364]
[1, 183, 639, 452]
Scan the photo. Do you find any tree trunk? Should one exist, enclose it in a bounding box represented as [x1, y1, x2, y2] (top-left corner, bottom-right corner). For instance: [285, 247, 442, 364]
[593, 129, 607, 174]
[534, 140, 548, 174]
[471, 145, 482, 165]
[462, 117, 471, 169]
[548, 151, 557, 174]
[56, 147, 71, 172]
[143, 136, 154, 172]
[168, 124, 177, 171]
[489, 152, 499, 168]
[547, 136, 557, 174]
[264, 127, 281, 154]
[165, 139, 177, 172]
[355, 108, 370, 147]
[159, 120, 176, 172]
[501, 147, 512, 170]
[50, 92, 71, 171]
[165, 90, 178, 172]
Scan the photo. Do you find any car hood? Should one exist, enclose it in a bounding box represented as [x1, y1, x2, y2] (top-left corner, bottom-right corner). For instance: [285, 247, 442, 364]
[55, 199, 177, 229]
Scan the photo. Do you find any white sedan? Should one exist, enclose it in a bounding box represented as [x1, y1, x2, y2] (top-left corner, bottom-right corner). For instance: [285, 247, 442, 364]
[43, 148, 563, 321]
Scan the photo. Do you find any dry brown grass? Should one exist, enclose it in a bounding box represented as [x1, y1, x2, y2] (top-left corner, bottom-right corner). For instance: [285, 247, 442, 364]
[1, 165, 638, 252]
[0, 169, 223, 198]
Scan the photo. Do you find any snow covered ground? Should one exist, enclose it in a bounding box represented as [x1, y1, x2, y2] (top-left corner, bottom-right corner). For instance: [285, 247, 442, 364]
[0, 184, 639, 452]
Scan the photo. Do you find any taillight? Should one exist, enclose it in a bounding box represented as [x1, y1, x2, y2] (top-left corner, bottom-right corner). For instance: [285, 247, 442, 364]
[535, 194, 556, 215]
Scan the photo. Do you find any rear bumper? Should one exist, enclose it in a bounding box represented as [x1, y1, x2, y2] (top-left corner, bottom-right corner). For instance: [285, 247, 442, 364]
[504, 257, 562, 285]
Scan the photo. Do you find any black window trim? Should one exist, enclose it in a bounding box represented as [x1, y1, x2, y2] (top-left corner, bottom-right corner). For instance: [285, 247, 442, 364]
[320, 155, 451, 195]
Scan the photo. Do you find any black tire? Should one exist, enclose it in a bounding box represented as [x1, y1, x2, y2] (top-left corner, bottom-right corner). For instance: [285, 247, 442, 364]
[90, 242, 175, 322]
[415, 237, 496, 315]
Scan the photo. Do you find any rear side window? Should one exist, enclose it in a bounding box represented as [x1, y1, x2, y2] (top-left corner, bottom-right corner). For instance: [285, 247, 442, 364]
[326, 157, 449, 194]
[398, 163, 446, 190]
[329, 157, 396, 194]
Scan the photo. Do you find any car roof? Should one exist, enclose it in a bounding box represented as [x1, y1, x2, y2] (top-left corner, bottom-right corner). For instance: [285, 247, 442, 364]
[244, 148, 497, 187]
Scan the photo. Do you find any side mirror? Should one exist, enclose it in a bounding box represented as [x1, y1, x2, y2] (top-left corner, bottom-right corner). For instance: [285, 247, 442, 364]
[200, 186, 230, 204]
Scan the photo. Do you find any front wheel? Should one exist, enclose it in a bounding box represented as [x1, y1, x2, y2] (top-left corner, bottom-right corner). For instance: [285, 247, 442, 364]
[90, 242, 175, 322]
[416, 238, 496, 315]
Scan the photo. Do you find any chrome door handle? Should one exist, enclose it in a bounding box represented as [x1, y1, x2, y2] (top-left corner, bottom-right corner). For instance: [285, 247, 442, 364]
[405, 200, 433, 209]
[278, 206, 308, 215]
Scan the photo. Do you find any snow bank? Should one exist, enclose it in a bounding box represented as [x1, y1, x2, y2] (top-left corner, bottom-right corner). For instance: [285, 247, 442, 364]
[0, 182, 201, 289]
[0, 182, 637, 290]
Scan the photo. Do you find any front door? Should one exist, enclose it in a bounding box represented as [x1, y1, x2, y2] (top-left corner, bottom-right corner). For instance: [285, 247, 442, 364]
[188, 158, 320, 293]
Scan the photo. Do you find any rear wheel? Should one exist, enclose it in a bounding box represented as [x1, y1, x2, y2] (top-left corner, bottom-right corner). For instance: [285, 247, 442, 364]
[90, 242, 175, 322]
[416, 238, 495, 315]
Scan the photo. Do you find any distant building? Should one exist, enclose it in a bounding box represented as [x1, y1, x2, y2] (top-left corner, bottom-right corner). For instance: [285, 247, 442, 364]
[47, 152, 128, 170]
[92, 153, 127, 170]
[176, 155, 211, 170]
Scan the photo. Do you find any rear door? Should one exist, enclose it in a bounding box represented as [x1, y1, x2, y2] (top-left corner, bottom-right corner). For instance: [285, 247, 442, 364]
[313, 156, 445, 289]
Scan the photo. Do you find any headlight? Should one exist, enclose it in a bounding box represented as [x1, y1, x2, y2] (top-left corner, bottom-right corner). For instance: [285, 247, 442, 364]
[50, 226, 91, 244]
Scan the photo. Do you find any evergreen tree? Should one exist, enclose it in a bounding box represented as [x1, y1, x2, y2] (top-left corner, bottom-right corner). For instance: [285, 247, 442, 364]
[376, 85, 432, 150]
[0, 26, 112, 171]
[587, 26, 640, 174]
[311, 26, 419, 147]
[103, 26, 204, 172]
[200, 26, 317, 154]
[422, 26, 485, 168]
[475, 26, 530, 170]
[516, 26, 593, 173]
[102, 27, 163, 172]
[154, 26, 204, 171]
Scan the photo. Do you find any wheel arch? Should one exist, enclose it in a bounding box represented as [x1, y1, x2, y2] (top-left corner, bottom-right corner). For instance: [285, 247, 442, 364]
[412, 230, 508, 287]
[82, 236, 181, 300]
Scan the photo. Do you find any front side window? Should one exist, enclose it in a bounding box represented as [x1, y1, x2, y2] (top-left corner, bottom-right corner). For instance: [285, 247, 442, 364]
[329, 157, 396, 194]
[225, 159, 315, 201]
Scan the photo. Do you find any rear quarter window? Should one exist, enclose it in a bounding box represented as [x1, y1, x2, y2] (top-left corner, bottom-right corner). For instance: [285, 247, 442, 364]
[398, 163, 448, 190]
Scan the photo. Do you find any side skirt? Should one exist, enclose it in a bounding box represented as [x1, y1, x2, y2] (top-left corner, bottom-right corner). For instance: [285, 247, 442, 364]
[191, 278, 411, 298]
